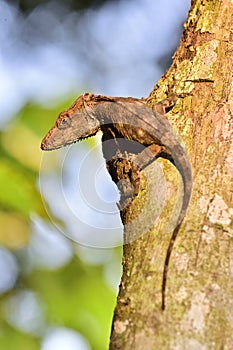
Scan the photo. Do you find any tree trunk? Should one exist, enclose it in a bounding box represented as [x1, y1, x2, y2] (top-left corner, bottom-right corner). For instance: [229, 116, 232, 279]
[109, 0, 233, 348]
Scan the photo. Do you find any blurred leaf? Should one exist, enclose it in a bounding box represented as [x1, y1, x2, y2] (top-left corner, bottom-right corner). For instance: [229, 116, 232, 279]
[0, 324, 39, 350]
[0, 98, 118, 350]
[1, 98, 97, 173]
[0, 211, 29, 248]
[0, 158, 45, 218]
[29, 259, 116, 350]
[2, 123, 42, 172]
[18, 99, 78, 138]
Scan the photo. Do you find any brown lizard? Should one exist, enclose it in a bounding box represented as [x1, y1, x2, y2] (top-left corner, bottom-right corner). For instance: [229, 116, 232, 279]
[41, 93, 192, 310]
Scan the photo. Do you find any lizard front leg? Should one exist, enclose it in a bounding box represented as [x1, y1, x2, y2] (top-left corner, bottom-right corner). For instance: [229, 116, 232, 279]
[101, 125, 172, 210]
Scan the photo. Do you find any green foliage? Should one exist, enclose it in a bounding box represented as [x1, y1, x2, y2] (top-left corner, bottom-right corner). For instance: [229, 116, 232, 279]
[0, 159, 43, 217]
[0, 325, 39, 350]
[0, 100, 119, 350]
[28, 259, 116, 350]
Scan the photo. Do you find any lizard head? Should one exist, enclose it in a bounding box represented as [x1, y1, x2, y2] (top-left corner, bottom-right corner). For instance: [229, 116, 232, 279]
[41, 94, 101, 150]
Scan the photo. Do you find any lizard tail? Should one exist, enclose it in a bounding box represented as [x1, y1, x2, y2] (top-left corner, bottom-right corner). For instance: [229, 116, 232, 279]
[161, 149, 192, 310]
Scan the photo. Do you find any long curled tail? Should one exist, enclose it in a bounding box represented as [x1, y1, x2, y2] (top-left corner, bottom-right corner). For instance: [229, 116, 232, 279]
[161, 148, 192, 310]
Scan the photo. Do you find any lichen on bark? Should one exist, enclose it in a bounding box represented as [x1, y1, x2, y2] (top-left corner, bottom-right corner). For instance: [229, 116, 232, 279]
[109, 0, 233, 348]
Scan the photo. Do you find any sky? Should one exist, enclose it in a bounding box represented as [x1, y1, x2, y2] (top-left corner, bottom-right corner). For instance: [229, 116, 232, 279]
[0, 0, 190, 127]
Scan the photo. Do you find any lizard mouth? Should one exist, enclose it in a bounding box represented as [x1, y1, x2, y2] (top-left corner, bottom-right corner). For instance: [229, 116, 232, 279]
[41, 138, 79, 151]
[40, 134, 97, 151]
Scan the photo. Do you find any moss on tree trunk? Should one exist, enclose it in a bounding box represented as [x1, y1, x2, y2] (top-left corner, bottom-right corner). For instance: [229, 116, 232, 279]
[109, 0, 233, 348]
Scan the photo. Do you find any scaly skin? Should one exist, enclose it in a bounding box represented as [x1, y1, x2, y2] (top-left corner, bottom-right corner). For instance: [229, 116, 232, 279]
[41, 93, 193, 310]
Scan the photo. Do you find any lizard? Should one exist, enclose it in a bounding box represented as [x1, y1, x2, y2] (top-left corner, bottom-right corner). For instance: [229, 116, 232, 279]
[41, 93, 193, 310]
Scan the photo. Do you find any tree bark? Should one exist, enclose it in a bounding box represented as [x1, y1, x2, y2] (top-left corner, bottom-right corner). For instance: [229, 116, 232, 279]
[109, 0, 233, 348]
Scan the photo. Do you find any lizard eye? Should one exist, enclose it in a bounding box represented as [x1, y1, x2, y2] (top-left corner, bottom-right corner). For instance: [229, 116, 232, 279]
[57, 114, 71, 129]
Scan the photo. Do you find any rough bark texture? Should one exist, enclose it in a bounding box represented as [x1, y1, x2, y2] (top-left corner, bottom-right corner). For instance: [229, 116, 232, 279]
[109, 0, 233, 348]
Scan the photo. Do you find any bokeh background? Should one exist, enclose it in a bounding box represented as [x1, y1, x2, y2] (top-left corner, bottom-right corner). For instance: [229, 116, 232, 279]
[0, 0, 190, 349]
